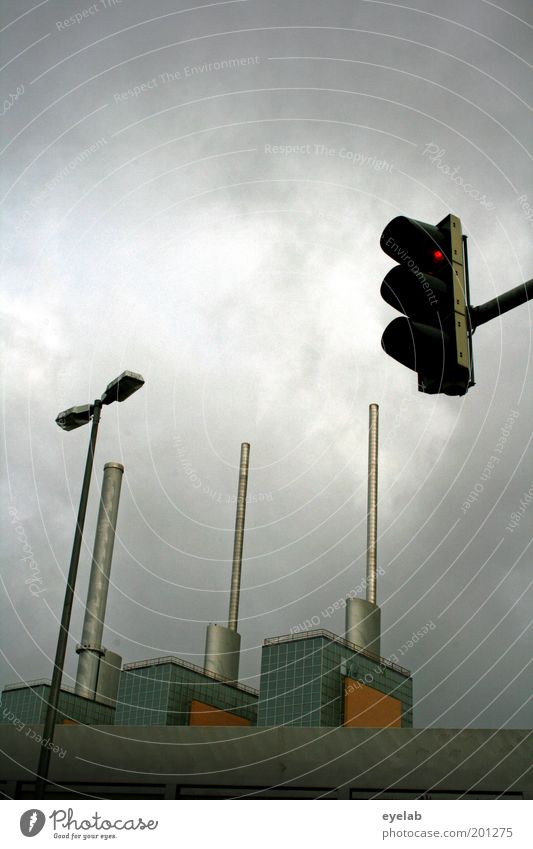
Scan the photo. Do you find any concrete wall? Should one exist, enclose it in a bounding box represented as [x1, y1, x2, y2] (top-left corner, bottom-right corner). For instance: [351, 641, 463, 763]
[0, 725, 530, 799]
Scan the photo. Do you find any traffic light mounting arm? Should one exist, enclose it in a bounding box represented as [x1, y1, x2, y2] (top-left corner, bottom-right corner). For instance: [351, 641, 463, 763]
[471, 278, 533, 330]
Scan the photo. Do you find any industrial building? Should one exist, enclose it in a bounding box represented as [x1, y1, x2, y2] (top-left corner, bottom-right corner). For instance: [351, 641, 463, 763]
[115, 655, 258, 726]
[2, 404, 528, 798]
[258, 630, 412, 728]
[1, 631, 411, 731]
[0, 680, 114, 728]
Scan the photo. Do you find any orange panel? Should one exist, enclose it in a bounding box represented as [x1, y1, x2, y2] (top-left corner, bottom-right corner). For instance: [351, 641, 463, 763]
[188, 699, 251, 727]
[343, 677, 402, 728]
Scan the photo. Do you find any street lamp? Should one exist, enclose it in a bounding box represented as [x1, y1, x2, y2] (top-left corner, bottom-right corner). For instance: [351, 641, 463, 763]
[35, 371, 144, 798]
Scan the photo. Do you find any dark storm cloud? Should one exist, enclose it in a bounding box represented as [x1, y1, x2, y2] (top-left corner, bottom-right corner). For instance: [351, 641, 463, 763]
[1, 0, 531, 731]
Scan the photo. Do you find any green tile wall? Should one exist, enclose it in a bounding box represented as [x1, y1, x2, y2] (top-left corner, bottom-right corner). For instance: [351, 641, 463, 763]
[257, 635, 413, 728]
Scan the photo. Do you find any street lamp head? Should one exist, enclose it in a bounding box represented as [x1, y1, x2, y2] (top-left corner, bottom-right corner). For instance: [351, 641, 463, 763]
[101, 371, 145, 405]
[55, 372, 144, 430]
[55, 404, 94, 431]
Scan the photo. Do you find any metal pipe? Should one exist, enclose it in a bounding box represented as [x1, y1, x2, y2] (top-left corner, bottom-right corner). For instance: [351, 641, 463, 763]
[366, 404, 379, 605]
[95, 649, 122, 707]
[471, 278, 533, 329]
[75, 462, 124, 699]
[345, 597, 381, 658]
[228, 443, 250, 632]
[204, 624, 241, 681]
[35, 400, 102, 798]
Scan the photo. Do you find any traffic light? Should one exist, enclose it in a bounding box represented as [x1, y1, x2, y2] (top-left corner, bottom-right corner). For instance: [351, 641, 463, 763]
[379, 214, 473, 396]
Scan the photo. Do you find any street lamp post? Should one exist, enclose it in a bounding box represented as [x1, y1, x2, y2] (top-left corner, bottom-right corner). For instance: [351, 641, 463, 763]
[34, 371, 144, 798]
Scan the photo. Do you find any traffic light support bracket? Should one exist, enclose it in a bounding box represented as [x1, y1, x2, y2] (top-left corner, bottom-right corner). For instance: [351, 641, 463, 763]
[441, 214, 470, 375]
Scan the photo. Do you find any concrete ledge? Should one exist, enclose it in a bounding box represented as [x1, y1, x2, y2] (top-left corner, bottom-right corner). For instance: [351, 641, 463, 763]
[0, 725, 530, 799]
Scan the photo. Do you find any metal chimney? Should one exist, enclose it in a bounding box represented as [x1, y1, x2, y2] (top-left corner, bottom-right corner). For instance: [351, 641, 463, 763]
[345, 405, 381, 657]
[204, 443, 250, 681]
[228, 442, 250, 632]
[204, 623, 241, 681]
[75, 462, 124, 699]
[366, 403, 379, 605]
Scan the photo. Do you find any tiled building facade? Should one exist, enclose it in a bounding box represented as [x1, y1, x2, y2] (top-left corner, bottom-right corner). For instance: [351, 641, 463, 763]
[1, 633, 412, 732]
[0, 681, 115, 727]
[257, 631, 412, 728]
[115, 656, 258, 726]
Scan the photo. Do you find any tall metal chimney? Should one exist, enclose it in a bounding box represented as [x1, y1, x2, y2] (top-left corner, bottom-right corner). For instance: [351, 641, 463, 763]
[366, 403, 379, 605]
[228, 442, 250, 632]
[75, 462, 124, 699]
[204, 443, 250, 681]
[345, 405, 381, 657]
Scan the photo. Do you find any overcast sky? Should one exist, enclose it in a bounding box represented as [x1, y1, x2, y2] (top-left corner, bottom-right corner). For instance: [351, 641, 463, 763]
[1, 0, 532, 732]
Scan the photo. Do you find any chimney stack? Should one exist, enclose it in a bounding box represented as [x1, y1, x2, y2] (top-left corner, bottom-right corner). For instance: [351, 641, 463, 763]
[75, 462, 123, 700]
[204, 443, 250, 681]
[228, 442, 250, 632]
[345, 405, 382, 657]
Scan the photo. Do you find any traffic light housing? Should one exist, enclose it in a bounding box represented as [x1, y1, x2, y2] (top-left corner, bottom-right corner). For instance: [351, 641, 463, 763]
[380, 214, 473, 396]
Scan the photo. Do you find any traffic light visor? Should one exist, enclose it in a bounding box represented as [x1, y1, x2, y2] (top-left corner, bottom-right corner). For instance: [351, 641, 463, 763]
[381, 317, 450, 373]
[380, 216, 450, 272]
[380, 265, 450, 319]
